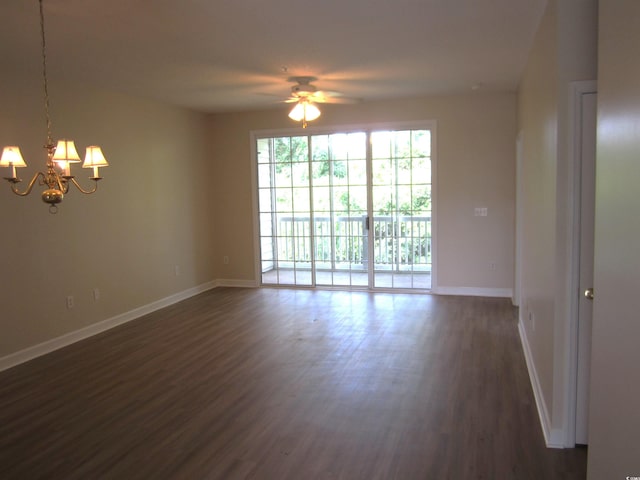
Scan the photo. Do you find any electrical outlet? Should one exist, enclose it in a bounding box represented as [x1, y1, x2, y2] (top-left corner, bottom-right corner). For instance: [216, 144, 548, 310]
[174, 265, 181, 276]
[489, 262, 497, 271]
[223, 256, 229, 265]
[93, 288, 100, 301]
[66, 295, 74, 309]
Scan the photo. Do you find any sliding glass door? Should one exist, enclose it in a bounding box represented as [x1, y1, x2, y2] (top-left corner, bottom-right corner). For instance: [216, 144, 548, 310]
[311, 132, 369, 287]
[370, 130, 432, 288]
[255, 126, 432, 290]
[256, 135, 313, 286]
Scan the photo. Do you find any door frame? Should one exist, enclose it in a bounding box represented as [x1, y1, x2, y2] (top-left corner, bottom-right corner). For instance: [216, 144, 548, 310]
[250, 120, 438, 291]
[513, 131, 523, 307]
[563, 80, 597, 447]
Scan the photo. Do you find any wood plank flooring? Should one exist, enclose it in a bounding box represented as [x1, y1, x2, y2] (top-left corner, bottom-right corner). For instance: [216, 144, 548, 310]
[0, 288, 586, 479]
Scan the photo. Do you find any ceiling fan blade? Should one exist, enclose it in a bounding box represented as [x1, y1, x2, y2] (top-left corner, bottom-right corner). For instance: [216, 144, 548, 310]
[256, 92, 302, 104]
[311, 91, 360, 104]
[315, 90, 342, 97]
[324, 96, 361, 104]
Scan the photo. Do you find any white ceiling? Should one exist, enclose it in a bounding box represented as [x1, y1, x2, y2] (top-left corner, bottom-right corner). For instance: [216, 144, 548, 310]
[0, 0, 546, 113]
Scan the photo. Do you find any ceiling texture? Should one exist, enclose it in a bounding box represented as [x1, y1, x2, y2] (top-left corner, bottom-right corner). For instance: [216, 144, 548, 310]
[0, 0, 546, 113]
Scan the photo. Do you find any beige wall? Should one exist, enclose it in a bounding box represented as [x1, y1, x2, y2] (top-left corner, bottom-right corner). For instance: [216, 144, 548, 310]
[210, 93, 516, 293]
[517, 0, 559, 425]
[0, 74, 216, 358]
[588, 1, 640, 477]
[517, 0, 597, 445]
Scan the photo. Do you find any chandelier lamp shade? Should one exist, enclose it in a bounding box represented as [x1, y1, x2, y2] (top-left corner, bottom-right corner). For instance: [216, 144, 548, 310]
[1, 0, 108, 214]
[288, 98, 321, 128]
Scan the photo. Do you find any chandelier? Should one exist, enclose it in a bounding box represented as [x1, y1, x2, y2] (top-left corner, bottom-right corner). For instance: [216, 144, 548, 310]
[0, 0, 108, 214]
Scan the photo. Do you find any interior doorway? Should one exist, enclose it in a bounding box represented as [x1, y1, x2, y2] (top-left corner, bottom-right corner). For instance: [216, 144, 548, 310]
[560, 81, 598, 447]
[574, 89, 597, 445]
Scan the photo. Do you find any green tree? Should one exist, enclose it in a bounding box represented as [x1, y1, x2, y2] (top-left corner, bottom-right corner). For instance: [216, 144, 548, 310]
[274, 136, 308, 174]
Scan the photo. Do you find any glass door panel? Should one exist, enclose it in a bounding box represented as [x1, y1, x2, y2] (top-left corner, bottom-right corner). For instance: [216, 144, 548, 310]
[370, 130, 432, 289]
[310, 132, 368, 287]
[257, 136, 312, 286]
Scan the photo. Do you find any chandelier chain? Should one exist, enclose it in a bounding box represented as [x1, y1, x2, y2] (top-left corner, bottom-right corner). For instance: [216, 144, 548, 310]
[39, 0, 53, 147]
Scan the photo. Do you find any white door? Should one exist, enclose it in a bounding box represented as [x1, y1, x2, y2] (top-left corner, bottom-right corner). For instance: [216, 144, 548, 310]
[575, 91, 597, 445]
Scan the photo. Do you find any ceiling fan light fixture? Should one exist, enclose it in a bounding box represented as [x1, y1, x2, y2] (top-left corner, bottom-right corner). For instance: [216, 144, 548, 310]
[288, 99, 321, 127]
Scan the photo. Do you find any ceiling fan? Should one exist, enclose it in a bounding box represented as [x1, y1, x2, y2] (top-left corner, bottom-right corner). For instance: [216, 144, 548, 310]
[284, 76, 357, 127]
[284, 76, 355, 104]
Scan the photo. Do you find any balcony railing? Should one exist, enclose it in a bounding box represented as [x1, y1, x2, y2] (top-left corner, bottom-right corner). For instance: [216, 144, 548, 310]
[261, 214, 431, 272]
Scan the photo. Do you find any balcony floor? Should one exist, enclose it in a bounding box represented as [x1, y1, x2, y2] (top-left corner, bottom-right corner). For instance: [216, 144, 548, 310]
[262, 268, 432, 290]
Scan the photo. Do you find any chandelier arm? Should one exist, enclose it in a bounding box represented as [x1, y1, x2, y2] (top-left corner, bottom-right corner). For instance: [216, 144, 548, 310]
[68, 177, 99, 195]
[56, 174, 69, 194]
[9, 172, 46, 196]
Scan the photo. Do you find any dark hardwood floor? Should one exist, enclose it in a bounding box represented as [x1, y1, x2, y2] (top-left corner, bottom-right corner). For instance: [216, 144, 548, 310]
[0, 288, 586, 479]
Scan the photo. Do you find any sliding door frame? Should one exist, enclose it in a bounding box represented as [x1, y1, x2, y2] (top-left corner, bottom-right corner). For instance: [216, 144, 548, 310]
[250, 120, 438, 292]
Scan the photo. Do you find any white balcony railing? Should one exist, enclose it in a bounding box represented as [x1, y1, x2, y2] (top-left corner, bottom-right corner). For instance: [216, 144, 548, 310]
[263, 215, 431, 272]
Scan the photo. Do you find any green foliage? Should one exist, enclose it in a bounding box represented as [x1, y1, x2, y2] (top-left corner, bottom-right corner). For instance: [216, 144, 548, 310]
[339, 191, 362, 212]
[314, 160, 347, 179]
[377, 191, 431, 215]
[261, 130, 432, 268]
[273, 136, 348, 181]
[274, 136, 308, 173]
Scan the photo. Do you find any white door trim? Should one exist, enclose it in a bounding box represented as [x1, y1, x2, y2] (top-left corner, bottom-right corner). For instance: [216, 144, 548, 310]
[563, 80, 597, 447]
[513, 132, 523, 307]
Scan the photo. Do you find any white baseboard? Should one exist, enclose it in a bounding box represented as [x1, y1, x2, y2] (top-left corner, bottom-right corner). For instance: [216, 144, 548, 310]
[216, 279, 258, 288]
[0, 281, 218, 372]
[518, 317, 565, 448]
[433, 286, 513, 298]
